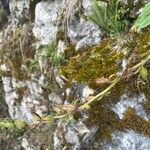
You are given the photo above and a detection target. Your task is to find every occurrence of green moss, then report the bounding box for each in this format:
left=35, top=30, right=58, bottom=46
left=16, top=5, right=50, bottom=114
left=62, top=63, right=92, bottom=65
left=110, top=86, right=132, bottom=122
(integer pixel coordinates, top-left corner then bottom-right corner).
left=59, top=31, right=150, bottom=90
left=60, top=38, right=124, bottom=89
left=85, top=79, right=134, bottom=140
left=120, top=107, right=150, bottom=136
left=143, top=100, right=150, bottom=115
left=136, top=31, right=150, bottom=56
left=63, top=44, right=76, bottom=60
left=88, top=104, right=120, bottom=141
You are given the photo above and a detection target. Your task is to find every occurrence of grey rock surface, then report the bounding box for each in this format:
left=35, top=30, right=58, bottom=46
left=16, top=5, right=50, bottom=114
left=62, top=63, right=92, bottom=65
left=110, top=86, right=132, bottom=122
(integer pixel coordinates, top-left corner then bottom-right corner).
left=0, top=0, right=150, bottom=150
left=33, top=0, right=66, bottom=45
left=102, top=130, right=150, bottom=150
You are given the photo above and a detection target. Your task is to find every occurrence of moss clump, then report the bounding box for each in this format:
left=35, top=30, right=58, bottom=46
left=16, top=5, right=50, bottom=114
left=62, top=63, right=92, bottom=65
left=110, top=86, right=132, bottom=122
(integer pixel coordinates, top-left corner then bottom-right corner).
left=60, top=38, right=124, bottom=89
left=88, top=103, right=120, bottom=141
left=63, top=44, right=76, bottom=60
left=59, top=30, right=150, bottom=91
left=85, top=79, right=132, bottom=140
left=136, top=31, right=150, bottom=57
left=143, top=100, right=150, bottom=115
left=120, top=108, right=150, bottom=136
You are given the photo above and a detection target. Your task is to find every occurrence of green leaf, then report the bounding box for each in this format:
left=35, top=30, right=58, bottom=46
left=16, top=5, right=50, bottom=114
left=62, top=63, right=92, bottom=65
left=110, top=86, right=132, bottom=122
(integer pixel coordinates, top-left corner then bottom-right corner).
left=4, top=121, right=15, bottom=129
left=139, top=66, right=148, bottom=80
left=135, top=2, right=150, bottom=29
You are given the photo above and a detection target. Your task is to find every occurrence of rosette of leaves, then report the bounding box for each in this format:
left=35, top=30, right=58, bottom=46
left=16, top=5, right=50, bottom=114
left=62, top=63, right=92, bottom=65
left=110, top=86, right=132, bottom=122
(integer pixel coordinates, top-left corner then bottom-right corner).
left=89, top=0, right=127, bottom=35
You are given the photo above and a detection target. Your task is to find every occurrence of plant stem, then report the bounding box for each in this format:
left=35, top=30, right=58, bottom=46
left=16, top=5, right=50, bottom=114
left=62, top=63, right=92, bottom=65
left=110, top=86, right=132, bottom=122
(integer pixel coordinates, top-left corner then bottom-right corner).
left=131, top=54, right=150, bottom=71
left=53, top=113, right=71, bottom=119
left=52, top=77, right=121, bottom=119
left=79, top=76, right=121, bottom=110
left=51, top=53, right=150, bottom=119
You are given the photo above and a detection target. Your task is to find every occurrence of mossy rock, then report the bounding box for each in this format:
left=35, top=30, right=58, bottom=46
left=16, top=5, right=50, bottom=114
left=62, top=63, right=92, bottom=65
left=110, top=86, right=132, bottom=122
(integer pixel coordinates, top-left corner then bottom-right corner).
left=60, top=38, right=124, bottom=89
left=59, top=30, right=150, bottom=142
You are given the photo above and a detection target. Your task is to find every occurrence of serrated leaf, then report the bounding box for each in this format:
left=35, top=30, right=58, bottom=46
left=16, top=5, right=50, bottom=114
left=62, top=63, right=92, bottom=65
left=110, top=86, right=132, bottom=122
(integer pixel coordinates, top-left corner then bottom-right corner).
left=139, top=66, right=148, bottom=80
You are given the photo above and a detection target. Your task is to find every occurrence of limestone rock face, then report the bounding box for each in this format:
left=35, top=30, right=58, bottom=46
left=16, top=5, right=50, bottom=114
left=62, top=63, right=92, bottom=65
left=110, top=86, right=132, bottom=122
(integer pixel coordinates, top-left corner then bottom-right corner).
left=0, top=0, right=150, bottom=150
left=33, top=0, right=66, bottom=45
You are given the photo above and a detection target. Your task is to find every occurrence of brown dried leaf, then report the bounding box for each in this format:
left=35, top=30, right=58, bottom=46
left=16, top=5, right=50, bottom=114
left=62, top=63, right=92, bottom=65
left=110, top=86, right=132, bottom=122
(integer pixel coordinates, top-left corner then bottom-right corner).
left=95, top=77, right=109, bottom=84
